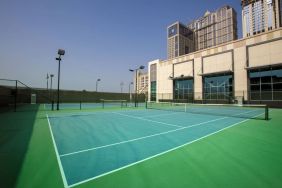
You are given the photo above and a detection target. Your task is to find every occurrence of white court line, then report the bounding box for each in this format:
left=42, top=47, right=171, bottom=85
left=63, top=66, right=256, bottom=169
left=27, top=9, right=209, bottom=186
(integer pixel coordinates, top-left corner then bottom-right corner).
left=112, top=112, right=184, bottom=128
left=142, top=112, right=180, bottom=118
left=47, top=109, right=149, bottom=119
left=68, top=110, right=265, bottom=188
left=47, top=114, right=69, bottom=188
left=60, top=116, right=226, bottom=157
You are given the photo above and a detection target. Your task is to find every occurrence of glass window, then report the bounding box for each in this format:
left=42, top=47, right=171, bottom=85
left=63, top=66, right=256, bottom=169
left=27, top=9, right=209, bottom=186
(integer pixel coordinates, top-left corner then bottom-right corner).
left=272, top=69, right=282, bottom=82
left=249, top=67, right=282, bottom=101
left=267, top=3, right=273, bottom=28
left=261, top=75, right=271, bottom=83
left=250, top=76, right=260, bottom=84
left=203, top=74, right=233, bottom=101
left=173, top=79, right=194, bottom=102
left=251, top=85, right=260, bottom=91
left=150, top=81, right=156, bottom=101
left=273, top=83, right=282, bottom=90
left=261, top=84, right=272, bottom=91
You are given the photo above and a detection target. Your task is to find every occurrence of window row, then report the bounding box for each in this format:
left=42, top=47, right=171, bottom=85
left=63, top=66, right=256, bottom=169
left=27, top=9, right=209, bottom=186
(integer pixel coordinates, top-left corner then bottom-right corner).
left=151, top=68, right=282, bottom=102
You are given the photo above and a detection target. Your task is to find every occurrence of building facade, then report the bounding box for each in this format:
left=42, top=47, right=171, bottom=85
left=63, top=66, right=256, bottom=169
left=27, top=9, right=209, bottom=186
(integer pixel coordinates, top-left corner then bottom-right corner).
left=167, top=22, right=194, bottom=59
left=134, top=71, right=148, bottom=94
left=149, top=28, right=282, bottom=107
left=241, top=0, right=282, bottom=37
left=188, top=6, right=238, bottom=51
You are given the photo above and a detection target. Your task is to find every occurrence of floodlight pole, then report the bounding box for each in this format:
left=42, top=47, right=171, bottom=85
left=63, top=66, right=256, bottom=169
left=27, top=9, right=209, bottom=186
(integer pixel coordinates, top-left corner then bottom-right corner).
left=56, top=49, right=65, bottom=110
left=129, top=65, right=145, bottom=107
left=120, top=82, right=124, bottom=93
left=46, top=73, right=49, bottom=91
left=96, top=79, right=101, bottom=92
left=56, top=56, right=61, bottom=110
left=50, top=74, right=54, bottom=101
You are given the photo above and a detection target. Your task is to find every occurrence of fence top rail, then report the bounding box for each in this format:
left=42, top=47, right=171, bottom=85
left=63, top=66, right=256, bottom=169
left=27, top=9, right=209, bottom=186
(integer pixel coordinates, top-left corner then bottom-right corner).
left=0, top=78, right=17, bottom=82
left=0, top=79, right=32, bottom=90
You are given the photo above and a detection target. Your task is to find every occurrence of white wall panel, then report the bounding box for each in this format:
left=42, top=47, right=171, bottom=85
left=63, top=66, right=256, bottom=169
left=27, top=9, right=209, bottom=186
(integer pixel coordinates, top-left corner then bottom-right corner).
left=174, top=61, right=193, bottom=77
left=203, top=52, right=233, bottom=74
left=249, top=39, right=282, bottom=67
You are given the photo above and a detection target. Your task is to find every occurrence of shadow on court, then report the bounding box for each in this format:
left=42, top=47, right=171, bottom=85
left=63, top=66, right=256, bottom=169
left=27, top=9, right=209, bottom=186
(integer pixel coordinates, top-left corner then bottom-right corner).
left=0, top=104, right=39, bottom=188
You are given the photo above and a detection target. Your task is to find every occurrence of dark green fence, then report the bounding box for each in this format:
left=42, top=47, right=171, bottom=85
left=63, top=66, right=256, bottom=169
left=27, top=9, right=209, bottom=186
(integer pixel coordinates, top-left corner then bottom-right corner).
left=0, top=78, right=146, bottom=112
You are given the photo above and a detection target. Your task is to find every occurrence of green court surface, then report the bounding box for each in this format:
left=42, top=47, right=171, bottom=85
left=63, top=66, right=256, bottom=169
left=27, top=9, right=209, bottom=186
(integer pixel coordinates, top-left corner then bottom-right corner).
left=1, top=105, right=282, bottom=188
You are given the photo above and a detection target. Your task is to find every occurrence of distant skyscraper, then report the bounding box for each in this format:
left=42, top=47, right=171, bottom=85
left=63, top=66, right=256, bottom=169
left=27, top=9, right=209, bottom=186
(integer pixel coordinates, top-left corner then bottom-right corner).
left=167, top=22, right=194, bottom=59
left=188, top=6, right=238, bottom=51
left=241, top=0, right=282, bottom=38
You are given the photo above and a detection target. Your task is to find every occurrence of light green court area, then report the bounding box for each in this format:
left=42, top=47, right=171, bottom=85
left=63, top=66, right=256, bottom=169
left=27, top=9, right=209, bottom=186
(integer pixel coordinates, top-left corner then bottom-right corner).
left=0, top=105, right=282, bottom=188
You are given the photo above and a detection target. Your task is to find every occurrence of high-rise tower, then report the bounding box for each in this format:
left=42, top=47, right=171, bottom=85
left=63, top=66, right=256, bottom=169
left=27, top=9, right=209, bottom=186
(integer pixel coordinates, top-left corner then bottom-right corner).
left=188, top=6, right=238, bottom=51
left=167, top=22, right=194, bottom=59
left=241, top=0, right=282, bottom=37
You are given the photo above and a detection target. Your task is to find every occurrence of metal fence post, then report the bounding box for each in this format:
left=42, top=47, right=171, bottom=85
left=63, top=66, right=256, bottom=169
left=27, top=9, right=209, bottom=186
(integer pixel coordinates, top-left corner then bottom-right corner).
left=14, top=80, right=18, bottom=112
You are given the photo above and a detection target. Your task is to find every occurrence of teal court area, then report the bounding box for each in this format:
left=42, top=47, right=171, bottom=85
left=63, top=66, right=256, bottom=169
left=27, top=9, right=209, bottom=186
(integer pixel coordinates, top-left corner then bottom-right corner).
left=47, top=106, right=266, bottom=187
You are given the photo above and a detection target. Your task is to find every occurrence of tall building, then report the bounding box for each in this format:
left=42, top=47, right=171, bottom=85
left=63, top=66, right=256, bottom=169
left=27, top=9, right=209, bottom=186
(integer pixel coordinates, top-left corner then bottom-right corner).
left=167, top=6, right=238, bottom=59
left=167, top=22, right=194, bottom=59
left=241, top=0, right=282, bottom=38
left=188, top=6, right=238, bottom=51
left=280, top=0, right=282, bottom=26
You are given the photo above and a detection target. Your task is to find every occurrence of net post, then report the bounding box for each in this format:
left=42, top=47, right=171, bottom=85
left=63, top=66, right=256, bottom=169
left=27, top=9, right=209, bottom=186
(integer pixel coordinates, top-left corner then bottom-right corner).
left=80, top=101, right=82, bottom=110
left=145, top=101, right=148, bottom=109
left=102, top=99, right=104, bottom=109
left=265, top=105, right=269, bottom=120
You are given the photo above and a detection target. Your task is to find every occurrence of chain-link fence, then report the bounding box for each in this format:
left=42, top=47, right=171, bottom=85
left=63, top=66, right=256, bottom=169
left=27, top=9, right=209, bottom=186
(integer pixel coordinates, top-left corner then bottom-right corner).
left=0, top=79, right=147, bottom=112
left=0, top=79, right=51, bottom=112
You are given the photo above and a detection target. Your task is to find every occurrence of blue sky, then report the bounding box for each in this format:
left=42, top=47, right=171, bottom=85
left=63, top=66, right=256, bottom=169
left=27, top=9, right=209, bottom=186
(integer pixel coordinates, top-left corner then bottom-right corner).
left=0, top=0, right=242, bottom=92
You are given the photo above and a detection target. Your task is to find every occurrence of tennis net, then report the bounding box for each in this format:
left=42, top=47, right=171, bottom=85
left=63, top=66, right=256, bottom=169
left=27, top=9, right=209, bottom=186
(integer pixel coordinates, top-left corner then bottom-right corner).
left=100, top=99, right=128, bottom=108
left=146, top=102, right=269, bottom=120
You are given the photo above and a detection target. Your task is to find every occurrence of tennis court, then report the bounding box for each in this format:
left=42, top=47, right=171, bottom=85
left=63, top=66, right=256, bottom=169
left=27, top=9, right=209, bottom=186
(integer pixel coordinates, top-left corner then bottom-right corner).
left=46, top=102, right=268, bottom=187
left=1, top=102, right=282, bottom=188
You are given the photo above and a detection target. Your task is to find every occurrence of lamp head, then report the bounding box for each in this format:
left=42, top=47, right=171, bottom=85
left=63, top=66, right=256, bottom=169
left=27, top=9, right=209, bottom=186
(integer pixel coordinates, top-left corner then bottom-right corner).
left=50, top=74, right=54, bottom=77
left=97, top=79, right=101, bottom=81
left=139, top=65, right=145, bottom=70
left=129, top=69, right=134, bottom=72
left=56, top=57, right=61, bottom=61
left=58, top=49, right=65, bottom=55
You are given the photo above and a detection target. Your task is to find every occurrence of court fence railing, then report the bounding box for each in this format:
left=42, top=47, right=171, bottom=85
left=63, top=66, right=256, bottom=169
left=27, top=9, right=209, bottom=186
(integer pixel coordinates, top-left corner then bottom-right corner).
left=0, top=78, right=147, bottom=112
